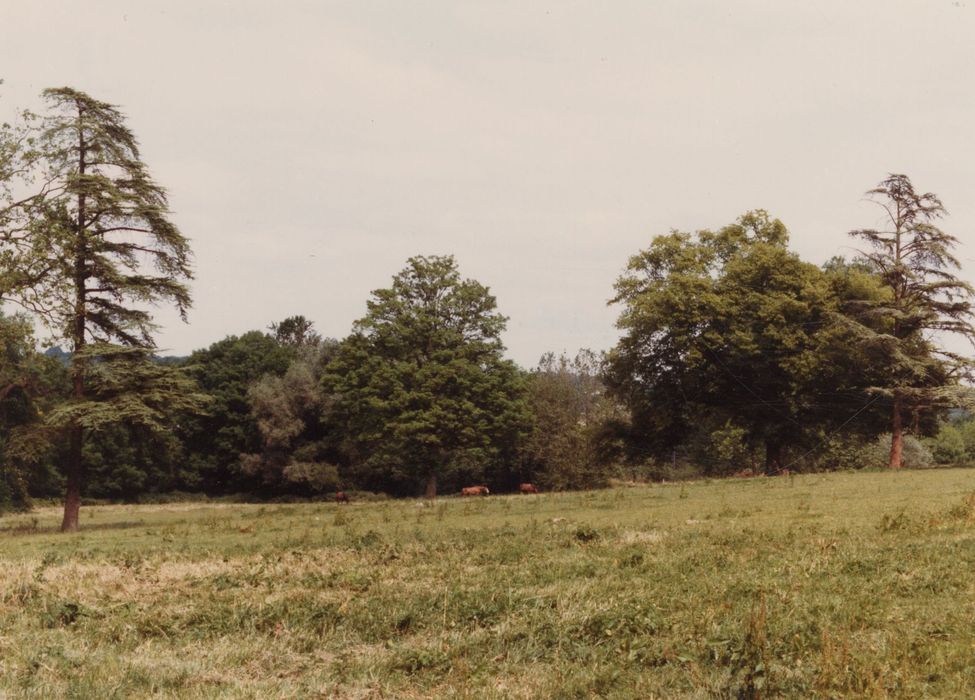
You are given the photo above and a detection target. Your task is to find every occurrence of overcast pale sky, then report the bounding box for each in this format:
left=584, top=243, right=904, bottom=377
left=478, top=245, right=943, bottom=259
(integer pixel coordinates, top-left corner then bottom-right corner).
left=2, top=1, right=974, bottom=366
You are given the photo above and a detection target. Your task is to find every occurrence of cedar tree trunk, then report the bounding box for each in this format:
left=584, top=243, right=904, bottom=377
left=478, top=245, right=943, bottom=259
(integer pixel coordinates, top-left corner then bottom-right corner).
left=61, top=109, right=87, bottom=533
left=889, top=397, right=903, bottom=470
left=60, top=427, right=83, bottom=532
left=764, top=440, right=784, bottom=476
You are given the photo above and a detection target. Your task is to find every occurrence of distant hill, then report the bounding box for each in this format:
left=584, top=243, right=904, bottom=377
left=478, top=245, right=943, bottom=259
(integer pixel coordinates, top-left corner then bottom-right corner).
left=44, top=347, right=71, bottom=365
left=154, top=354, right=189, bottom=366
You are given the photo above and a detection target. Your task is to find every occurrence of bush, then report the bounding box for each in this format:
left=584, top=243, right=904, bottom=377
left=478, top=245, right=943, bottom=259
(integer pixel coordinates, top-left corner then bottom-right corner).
left=861, top=434, right=934, bottom=469
left=709, top=422, right=755, bottom=473
left=928, top=423, right=969, bottom=464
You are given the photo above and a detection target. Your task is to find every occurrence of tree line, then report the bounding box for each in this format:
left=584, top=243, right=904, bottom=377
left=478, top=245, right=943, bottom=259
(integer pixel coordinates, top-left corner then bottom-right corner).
left=1, top=88, right=973, bottom=530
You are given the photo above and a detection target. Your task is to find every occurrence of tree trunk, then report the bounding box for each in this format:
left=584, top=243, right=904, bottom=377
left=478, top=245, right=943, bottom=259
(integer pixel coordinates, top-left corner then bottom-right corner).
left=60, top=426, right=83, bottom=532
left=764, top=440, right=784, bottom=475
left=425, top=471, right=437, bottom=499
left=62, top=103, right=88, bottom=533
left=889, top=397, right=903, bottom=470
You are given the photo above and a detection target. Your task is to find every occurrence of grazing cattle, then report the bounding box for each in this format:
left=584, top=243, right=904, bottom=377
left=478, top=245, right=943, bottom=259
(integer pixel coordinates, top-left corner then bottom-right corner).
left=461, top=485, right=490, bottom=496
left=335, top=491, right=350, bottom=503
left=519, top=483, right=538, bottom=494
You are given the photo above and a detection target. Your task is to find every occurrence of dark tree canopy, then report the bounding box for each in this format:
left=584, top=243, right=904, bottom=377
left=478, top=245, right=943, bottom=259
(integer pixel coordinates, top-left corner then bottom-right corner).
left=325, top=255, right=529, bottom=497
left=177, top=331, right=295, bottom=494
left=0, top=312, right=56, bottom=511
left=607, top=211, right=879, bottom=473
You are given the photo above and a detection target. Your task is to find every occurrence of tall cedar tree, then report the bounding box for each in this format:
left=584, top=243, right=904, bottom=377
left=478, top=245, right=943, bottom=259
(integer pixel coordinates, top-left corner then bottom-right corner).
left=847, top=174, right=975, bottom=468
left=324, top=255, right=529, bottom=497
left=1, top=88, right=198, bottom=530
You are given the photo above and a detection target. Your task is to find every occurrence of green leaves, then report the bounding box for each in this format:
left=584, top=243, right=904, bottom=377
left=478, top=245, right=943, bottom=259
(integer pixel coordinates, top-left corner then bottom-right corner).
left=241, top=339, right=341, bottom=493
left=43, top=344, right=210, bottom=433
left=607, top=212, right=877, bottom=472
left=325, top=255, right=529, bottom=495
left=524, top=350, right=622, bottom=490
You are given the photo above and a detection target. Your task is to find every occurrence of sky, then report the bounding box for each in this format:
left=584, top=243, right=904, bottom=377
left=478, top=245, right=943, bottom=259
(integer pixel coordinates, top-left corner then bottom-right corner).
left=2, top=1, right=974, bottom=367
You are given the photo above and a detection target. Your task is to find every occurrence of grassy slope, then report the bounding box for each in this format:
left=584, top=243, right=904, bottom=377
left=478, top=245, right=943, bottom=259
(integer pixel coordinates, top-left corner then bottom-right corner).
left=2, top=469, right=975, bottom=698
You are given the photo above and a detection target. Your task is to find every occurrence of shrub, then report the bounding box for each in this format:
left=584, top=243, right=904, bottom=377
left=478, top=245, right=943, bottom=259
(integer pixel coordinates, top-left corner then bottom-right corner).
left=811, top=433, right=933, bottom=471
left=927, top=423, right=968, bottom=464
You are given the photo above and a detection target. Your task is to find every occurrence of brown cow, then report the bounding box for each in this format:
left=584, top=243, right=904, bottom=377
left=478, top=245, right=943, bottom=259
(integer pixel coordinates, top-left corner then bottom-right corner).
left=335, top=491, right=350, bottom=503
left=519, top=483, right=538, bottom=494
left=461, top=485, right=490, bottom=496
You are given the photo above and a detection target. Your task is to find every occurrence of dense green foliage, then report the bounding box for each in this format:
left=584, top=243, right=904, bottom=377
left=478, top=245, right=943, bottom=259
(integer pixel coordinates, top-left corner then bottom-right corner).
left=1, top=90, right=972, bottom=510
left=522, top=350, right=624, bottom=490
left=0, top=313, right=60, bottom=510
left=241, top=339, right=342, bottom=495
left=176, top=331, right=295, bottom=494
left=607, top=211, right=889, bottom=474
left=324, top=256, right=530, bottom=497
left=927, top=413, right=975, bottom=465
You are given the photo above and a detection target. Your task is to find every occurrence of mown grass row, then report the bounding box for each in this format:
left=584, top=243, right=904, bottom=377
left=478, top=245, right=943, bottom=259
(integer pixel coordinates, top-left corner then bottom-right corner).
left=2, top=470, right=975, bottom=697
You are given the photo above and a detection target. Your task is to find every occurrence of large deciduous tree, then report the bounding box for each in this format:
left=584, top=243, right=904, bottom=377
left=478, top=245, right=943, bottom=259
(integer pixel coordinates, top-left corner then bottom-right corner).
left=846, top=174, right=975, bottom=469
left=606, top=211, right=877, bottom=474
left=324, top=255, right=529, bottom=497
left=0, top=88, right=202, bottom=530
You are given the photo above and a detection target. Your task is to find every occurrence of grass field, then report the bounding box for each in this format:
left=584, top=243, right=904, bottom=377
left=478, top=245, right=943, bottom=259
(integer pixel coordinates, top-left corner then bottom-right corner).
left=2, top=469, right=975, bottom=698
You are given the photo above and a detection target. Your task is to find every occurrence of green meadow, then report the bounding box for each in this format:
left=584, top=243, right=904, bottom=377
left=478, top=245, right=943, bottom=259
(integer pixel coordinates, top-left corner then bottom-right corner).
left=2, top=469, right=975, bottom=698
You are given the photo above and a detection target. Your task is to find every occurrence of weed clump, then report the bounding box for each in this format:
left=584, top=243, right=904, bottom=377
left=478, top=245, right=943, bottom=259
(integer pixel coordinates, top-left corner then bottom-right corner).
left=721, top=596, right=772, bottom=699
left=878, top=509, right=912, bottom=533
left=573, top=524, right=600, bottom=543
left=353, top=529, right=383, bottom=550
left=389, top=646, right=451, bottom=676
left=41, top=599, right=87, bottom=628
left=942, top=491, right=975, bottom=523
